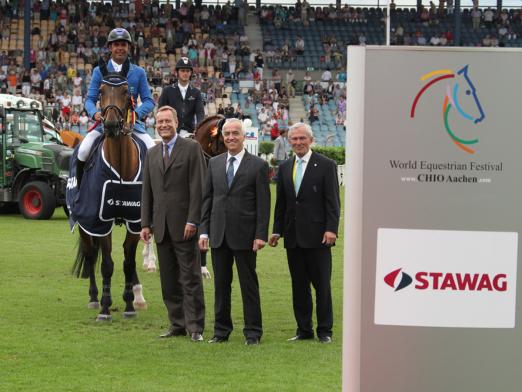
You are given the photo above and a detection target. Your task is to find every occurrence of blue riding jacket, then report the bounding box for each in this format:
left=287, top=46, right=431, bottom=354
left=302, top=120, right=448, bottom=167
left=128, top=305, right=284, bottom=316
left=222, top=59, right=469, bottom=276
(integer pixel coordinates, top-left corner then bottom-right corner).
left=85, top=60, right=154, bottom=134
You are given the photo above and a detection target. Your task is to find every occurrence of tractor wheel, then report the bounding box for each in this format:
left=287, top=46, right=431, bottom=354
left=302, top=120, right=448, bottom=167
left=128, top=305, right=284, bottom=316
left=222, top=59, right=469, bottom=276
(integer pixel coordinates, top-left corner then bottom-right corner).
left=18, top=181, right=56, bottom=220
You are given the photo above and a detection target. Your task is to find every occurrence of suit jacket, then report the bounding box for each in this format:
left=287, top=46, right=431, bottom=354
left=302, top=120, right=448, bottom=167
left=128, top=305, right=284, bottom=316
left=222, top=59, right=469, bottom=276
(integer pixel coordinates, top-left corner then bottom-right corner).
left=273, top=151, right=340, bottom=249
left=200, top=150, right=270, bottom=250
left=273, top=135, right=288, bottom=161
left=158, top=83, right=205, bottom=133
left=141, top=136, right=206, bottom=243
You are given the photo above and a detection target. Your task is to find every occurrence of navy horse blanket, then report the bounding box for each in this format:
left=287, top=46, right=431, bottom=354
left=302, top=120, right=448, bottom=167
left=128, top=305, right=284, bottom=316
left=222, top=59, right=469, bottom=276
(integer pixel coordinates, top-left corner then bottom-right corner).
left=66, top=135, right=146, bottom=236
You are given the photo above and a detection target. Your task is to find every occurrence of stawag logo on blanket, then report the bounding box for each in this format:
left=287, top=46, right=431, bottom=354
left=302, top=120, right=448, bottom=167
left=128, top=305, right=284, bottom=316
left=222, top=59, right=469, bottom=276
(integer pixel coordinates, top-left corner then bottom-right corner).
left=375, top=228, right=518, bottom=328
left=410, top=65, right=486, bottom=154
left=106, top=198, right=141, bottom=207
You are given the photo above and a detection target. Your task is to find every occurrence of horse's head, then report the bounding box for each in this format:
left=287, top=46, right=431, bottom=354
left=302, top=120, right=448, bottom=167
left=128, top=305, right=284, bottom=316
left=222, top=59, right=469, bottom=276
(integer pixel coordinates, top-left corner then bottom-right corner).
left=98, top=58, right=132, bottom=137
left=194, top=114, right=227, bottom=158
left=453, top=65, right=486, bottom=124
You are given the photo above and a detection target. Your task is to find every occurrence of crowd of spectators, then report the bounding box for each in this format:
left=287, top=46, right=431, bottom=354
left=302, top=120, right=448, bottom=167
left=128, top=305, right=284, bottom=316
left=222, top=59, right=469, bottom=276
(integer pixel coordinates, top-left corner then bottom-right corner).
left=303, top=69, right=346, bottom=130
left=390, top=2, right=521, bottom=47
left=0, top=0, right=521, bottom=141
left=259, top=0, right=522, bottom=65
left=0, top=0, right=259, bottom=135
left=254, top=68, right=292, bottom=140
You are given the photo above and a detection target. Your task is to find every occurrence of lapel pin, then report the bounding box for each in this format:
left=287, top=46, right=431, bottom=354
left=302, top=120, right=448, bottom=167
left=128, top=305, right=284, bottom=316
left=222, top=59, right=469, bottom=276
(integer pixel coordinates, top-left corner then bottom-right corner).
left=314, top=163, right=318, bottom=167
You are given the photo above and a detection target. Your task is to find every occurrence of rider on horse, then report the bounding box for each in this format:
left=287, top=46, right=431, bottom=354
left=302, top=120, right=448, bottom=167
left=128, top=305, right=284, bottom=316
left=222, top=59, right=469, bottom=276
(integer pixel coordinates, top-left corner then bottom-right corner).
left=158, top=57, right=205, bottom=138
left=76, top=27, right=156, bottom=184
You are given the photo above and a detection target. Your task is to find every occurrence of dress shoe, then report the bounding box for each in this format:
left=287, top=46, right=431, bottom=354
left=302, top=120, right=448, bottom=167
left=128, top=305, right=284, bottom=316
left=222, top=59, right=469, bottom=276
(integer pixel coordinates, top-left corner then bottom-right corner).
left=159, top=328, right=187, bottom=338
left=208, top=336, right=229, bottom=343
left=191, top=332, right=204, bottom=342
left=319, top=336, right=332, bottom=344
left=245, top=337, right=260, bottom=346
left=287, top=335, right=314, bottom=341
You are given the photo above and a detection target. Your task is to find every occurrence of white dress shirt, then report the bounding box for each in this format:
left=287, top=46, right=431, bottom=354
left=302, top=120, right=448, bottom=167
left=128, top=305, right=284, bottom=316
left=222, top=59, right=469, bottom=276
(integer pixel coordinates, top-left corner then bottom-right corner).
left=226, top=148, right=246, bottom=177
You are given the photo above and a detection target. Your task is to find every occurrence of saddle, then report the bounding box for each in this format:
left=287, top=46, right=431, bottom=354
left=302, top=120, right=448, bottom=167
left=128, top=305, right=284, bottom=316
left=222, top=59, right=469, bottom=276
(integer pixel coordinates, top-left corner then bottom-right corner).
left=66, top=135, right=147, bottom=236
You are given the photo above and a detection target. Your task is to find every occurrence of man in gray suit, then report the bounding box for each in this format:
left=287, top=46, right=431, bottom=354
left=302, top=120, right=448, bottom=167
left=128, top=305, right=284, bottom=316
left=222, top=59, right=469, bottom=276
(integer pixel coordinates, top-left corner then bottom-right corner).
left=272, top=127, right=288, bottom=181
left=199, top=118, right=270, bottom=346
left=140, top=105, right=206, bottom=342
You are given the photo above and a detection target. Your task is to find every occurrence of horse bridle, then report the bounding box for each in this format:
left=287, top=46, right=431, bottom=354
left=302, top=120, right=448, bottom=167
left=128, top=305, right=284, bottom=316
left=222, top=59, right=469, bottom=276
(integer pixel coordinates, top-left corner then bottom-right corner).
left=98, top=58, right=134, bottom=136
left=100, top=98, right=133, bottom=135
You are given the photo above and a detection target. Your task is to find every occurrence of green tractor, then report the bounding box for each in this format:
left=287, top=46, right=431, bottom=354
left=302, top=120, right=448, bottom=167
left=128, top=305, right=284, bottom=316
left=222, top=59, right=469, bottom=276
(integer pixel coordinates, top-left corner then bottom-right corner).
left=0, top=94, right=72, bottom=219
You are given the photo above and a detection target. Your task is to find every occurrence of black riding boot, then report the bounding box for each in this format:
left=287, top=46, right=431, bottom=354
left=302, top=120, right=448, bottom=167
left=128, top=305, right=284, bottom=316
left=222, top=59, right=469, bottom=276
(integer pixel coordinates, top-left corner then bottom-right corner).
left=76, top=160, right=85, bottom=188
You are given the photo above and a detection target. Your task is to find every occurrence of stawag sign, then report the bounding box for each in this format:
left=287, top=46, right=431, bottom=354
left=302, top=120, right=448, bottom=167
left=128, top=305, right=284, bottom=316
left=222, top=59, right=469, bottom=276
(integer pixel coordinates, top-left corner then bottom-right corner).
left=374, top=228, right=518, bottom=328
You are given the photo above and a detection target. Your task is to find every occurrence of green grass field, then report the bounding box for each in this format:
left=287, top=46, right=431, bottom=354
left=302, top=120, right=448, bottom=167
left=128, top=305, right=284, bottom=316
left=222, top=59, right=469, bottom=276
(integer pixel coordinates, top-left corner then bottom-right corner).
left=0, top=185, right=344, bottom=391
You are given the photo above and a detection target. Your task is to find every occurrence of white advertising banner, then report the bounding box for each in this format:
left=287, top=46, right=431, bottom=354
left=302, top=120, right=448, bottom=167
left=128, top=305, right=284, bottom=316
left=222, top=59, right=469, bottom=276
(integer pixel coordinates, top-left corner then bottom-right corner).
left=244, top=127, right=258, bottom=156
left=375, top=228, right=518, bottom=328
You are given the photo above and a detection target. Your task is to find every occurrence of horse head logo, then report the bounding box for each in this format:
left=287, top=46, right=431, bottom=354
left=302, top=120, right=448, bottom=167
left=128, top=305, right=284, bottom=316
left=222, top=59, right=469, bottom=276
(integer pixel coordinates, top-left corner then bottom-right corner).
left=410, top=65, right=486, bottom=154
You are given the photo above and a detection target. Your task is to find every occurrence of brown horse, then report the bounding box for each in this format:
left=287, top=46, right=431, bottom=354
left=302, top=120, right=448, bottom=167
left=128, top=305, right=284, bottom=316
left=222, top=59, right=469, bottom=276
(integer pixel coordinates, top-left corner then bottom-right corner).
left=72, top=59, right=146, bottom=321
left=193, top=114, right=227, bottom=160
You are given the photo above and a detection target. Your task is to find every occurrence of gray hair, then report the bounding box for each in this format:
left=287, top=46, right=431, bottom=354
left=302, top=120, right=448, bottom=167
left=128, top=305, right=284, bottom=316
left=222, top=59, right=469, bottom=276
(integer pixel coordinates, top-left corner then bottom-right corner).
left=222, top=118, right=245, bottom=135
left=288, top=122, right=314, bottom=139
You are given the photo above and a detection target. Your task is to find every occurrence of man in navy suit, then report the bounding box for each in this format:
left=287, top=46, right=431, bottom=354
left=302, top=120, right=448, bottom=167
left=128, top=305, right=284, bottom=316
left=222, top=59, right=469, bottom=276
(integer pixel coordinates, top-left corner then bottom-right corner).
left=269, top=122, right=340, bottom=344
left=199, top=118, right=270, bottom=346
left=158, top=57, right=205, bottom=138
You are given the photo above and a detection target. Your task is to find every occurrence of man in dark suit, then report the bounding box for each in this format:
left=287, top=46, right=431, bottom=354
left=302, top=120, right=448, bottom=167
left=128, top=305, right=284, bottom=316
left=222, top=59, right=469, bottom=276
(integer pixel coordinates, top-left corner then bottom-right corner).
left=269, top=122, right=340, bottom=344
left=199, top=118, right=270, bottom=346
left=140, top=105, right=207, bottom=342
left=158, top=57, right=205, bottom=138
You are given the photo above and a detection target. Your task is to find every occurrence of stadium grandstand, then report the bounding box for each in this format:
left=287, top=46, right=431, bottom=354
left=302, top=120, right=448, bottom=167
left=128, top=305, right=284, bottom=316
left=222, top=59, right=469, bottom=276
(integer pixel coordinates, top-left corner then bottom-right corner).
left=0, top=0, right=520, bottom=147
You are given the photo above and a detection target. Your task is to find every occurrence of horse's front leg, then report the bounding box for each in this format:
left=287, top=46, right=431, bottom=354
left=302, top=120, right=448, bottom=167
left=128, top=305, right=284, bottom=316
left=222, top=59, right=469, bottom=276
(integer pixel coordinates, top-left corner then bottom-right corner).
left=97, top=235, right=114, bottom=322
left=123, top=232, right=141, bottom=317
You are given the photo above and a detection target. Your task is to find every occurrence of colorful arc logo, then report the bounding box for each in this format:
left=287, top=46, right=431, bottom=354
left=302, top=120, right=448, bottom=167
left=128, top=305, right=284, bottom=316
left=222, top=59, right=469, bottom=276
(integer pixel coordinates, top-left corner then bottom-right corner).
left=410, top=66, right=486, bottom=154
left=384, top=268, right=413, bottom=291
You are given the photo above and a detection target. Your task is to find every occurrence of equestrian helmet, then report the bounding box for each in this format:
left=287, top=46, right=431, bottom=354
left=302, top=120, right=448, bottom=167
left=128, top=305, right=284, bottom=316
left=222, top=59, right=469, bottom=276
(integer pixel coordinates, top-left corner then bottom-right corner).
left=107, top=28, right=133, bottom=45
left=176, top=57, right=193, bottom=72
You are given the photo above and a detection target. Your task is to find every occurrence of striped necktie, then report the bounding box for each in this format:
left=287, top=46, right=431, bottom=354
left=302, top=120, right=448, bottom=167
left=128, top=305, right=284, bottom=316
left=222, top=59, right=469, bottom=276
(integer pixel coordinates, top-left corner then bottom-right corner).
left=227, top=156, right=236, bottom=188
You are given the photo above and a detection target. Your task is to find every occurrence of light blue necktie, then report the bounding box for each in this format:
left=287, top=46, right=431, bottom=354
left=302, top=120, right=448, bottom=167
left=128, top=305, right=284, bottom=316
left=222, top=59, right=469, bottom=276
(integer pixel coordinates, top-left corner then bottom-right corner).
left=295, top=158, right=303, bottom=194
left=227, top=156, right=236, bottom=188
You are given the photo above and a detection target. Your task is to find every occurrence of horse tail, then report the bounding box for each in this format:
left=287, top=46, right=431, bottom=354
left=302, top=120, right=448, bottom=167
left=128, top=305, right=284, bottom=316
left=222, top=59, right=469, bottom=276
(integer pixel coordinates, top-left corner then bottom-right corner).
left=71, top=236, right=100, bottom=279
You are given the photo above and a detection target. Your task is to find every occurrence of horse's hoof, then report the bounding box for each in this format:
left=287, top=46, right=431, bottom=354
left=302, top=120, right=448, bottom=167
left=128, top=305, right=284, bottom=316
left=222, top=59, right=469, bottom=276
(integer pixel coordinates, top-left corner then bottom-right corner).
left=123, top=311, right=138, bottom=319
left=133, top=301, right=148, bottom=310
left=96, top=314, right=113, bottom=322
left=87, top=302, right=100, bottom=309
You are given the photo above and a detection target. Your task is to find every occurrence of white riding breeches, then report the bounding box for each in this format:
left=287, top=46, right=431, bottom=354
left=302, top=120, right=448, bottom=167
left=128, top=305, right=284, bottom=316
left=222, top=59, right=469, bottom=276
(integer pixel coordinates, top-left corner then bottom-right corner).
left=77, top=131, right=156, bottom=162
left=78, top=131, right=101, bottom=161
